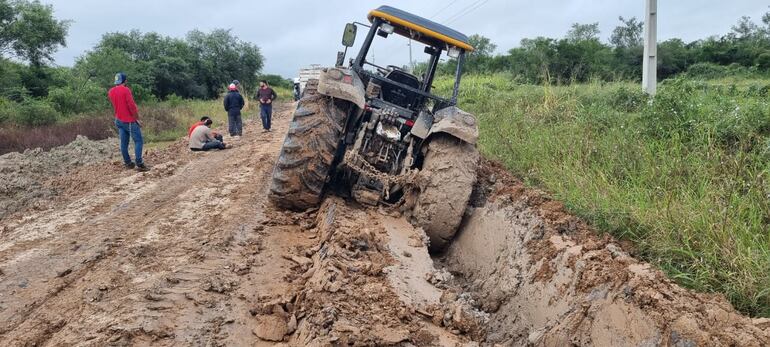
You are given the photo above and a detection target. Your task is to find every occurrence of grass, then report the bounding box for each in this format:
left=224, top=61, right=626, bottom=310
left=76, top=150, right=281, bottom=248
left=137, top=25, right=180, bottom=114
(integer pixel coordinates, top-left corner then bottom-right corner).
left=435, top=74, right=770, bottom=317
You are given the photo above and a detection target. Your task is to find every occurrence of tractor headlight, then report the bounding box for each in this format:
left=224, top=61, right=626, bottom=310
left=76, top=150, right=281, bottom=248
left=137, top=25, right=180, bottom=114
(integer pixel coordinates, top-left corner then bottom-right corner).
left=381, top=23, right=395, bottom=34
left=448, top=46, right=461, bottom=58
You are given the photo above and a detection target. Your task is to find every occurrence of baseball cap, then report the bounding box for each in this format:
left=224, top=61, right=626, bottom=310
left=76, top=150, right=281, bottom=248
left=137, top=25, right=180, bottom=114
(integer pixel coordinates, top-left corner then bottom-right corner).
left=114, top=72, right=127, bottom=85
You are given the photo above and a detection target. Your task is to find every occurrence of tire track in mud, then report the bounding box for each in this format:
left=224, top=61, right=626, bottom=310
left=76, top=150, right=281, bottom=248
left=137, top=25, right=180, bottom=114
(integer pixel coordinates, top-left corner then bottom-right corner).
left=0, top=106, right=313, bottom=345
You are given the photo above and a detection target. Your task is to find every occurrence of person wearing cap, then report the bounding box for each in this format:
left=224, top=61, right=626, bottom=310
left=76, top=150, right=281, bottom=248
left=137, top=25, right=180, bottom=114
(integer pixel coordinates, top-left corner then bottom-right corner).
left=189, top=116, right=230, bottom=151
left=256, top=80, right=277, bottom=132
left=108, top=72, right=148, bottom=172
left=223, top=83, right=245, bottom=137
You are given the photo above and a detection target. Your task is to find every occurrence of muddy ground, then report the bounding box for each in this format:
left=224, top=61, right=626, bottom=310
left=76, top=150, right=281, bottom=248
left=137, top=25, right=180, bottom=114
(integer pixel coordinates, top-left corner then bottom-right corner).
left=0, top=103, right=768, bottom=346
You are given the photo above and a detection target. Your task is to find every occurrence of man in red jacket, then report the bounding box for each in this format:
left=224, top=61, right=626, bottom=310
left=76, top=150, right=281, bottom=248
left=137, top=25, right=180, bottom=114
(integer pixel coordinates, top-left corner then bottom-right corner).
left=108, top=72, right=148, bottom=172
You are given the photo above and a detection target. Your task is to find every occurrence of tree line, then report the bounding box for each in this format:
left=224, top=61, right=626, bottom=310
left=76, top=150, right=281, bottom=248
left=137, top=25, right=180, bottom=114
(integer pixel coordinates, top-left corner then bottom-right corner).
left=0, top=0, right=265, bottom=126
left=435, top=11, right=770, bottom=84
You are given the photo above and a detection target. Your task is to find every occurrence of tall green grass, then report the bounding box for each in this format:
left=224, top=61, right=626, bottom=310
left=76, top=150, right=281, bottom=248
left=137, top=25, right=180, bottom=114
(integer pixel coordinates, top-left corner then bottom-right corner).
left=436, top=74, right=770, bottom=317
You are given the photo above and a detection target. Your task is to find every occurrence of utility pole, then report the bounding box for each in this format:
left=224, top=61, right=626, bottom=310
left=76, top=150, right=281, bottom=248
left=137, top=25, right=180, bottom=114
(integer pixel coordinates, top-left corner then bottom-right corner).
left=642, top=0, right=657, bottom=95
left=408, top=38, right=414, bottom=73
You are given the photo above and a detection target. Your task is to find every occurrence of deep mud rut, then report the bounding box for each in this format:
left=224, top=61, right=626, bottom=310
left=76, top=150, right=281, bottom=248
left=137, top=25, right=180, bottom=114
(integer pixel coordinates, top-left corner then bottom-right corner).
left=0, top=103, right=768, bottom=346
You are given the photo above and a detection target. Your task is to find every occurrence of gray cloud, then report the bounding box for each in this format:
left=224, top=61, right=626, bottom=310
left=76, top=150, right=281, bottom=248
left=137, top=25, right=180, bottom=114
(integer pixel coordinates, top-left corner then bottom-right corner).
left=46, top=0, right=769, bottom=78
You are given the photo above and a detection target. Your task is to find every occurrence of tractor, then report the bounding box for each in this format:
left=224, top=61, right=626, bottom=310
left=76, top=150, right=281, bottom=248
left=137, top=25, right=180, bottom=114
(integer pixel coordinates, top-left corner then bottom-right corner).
left=268, top=5, right=480, bottom=252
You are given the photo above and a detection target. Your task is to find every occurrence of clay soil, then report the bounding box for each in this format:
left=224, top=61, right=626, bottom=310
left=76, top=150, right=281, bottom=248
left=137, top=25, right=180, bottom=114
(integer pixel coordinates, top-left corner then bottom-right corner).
left=0, top=103, right=768, bottom=346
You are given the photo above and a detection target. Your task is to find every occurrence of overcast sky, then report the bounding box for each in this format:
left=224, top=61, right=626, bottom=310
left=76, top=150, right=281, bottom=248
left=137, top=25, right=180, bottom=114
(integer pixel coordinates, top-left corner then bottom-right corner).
left=46, top=0, right=769, bottom=78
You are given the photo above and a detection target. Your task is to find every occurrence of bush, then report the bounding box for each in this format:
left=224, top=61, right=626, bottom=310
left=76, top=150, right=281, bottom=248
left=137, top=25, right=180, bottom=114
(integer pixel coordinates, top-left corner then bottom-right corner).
left=139, top=104, right=182, bottom=135
left=165, top=93, right=184, bottom=107
left=609, top=85, right=648, bottom=112
left=47, top=83, right=110, bottom=116
left=686, top=62, right=729, bottom=79
left=756, top=52, right=770, bottom=71
left=11, top=99, right=61, bottom=126
left=639, top=78, right=701, bottom=139
left=0, top=98, right=19, bottom=124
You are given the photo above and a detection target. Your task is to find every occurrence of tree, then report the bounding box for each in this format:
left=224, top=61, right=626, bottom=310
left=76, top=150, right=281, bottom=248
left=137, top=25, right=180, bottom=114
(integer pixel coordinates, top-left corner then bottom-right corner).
left=566, top=23, right=600, bottom=43
left=464, top=34, right=497, bottom=73
left=658, top=39, right=690, bottom=79
left=467, top=34, right=496, bottom=57
left=187, top=29, right=263, bottom=98
left=0, top=0, right=17, bottom=56
left=77, top=29, right=264, bottom=100
left=0, top=0, right=69, bottom=66
left=731, top=16, right=759, bottom=40
left=610, top=16, right=643, bottom=48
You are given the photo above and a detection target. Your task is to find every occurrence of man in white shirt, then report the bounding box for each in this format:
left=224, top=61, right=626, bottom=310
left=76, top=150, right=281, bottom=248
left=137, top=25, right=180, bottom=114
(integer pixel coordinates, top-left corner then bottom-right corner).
left=189, top=117, right=230, bottom=151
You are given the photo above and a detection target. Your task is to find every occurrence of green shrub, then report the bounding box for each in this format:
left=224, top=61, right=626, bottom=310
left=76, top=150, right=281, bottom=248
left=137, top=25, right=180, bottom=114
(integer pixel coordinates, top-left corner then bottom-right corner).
left=757, top=52, right=770, bottom=71
left=165, top=93, right=184, bottom=107
left=686, top=62, right=728, bottom=79
left=12, top=99, right=61, bottom=126
left=0, top=98, right=19, bottom=124
left=47, top=83, right=110, bottom=116
left=609, top=85, right=648, bottom=112
left=639, top=78, right=701, bottom=139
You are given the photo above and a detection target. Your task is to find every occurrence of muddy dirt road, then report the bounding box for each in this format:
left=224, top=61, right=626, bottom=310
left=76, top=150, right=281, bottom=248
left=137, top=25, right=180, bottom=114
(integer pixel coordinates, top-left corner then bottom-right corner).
left=0, top=103, right=769, bottom=346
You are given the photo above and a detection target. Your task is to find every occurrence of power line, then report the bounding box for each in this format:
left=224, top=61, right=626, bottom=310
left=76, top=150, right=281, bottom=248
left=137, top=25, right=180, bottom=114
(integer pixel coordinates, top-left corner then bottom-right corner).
left=430, top=0, right=461, bottom=19
left=446, top=0, right=490, bottom=25
left=442, top=0, right=485, bottom=24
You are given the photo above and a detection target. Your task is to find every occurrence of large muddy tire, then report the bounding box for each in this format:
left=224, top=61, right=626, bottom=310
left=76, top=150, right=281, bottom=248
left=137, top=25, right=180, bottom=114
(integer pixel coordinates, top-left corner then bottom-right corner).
left=268, top=95, right=346, bottom=210
left=302, top=78, right=319, bottom=98
left=413, top=135, right=479, bottom=252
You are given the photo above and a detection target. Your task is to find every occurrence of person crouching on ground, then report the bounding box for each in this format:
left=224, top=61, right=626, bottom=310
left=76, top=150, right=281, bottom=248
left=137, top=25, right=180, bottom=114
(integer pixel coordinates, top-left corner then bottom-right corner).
left=224, top=83, right=245, bottom=137
left=189, top=117, right=230, bottom=151
left=257, top=80, right=277, bottom=132
left=108, top=72, right=149, bottom=172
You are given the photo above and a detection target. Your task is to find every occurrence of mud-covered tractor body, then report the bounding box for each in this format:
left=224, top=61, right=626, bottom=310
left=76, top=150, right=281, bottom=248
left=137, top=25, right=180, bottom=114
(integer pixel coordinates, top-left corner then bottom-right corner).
left=270, top=6, right=480, bottom=251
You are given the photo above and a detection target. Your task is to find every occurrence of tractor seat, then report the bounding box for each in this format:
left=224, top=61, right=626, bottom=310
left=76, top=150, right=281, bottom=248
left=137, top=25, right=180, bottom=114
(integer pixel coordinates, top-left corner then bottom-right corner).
left=381, top=70, right=421, bottom=108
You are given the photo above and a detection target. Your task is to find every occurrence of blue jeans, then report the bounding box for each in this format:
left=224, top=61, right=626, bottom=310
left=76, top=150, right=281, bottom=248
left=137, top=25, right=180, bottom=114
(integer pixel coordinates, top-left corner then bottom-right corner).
left=260, top=103, right=272, bottom=130
left=228, top=111, right=242, bottom=136
left=201, top=134, right=225, bottom=151
left=114, top=119, right=144, bottom=165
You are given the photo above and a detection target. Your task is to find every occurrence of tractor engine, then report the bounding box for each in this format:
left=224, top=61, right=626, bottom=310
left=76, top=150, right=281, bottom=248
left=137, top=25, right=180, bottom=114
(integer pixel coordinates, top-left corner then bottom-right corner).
left=347, top=99, right=420, bottom=204
left=360, top=109, right=410, bottom=174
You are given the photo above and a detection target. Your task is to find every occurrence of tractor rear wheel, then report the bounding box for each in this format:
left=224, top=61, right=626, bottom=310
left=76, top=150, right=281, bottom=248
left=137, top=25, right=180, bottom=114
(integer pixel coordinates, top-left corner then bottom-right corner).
left=413, top=134, right=479, bottom=252
left=268, top=94, right=347, bottom=210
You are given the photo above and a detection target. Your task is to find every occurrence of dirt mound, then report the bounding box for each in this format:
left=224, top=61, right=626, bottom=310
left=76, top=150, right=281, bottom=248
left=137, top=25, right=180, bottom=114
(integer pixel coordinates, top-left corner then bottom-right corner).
left=441, top=160, right=770, bottom=346
left=0, top=135, right=118, bottom=220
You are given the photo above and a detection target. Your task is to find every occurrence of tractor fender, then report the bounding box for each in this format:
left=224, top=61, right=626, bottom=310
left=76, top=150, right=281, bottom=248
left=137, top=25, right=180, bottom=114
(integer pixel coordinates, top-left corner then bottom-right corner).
left=427, top=106, right=479, bottom=145
left=317, top=67, right=366, bottom=110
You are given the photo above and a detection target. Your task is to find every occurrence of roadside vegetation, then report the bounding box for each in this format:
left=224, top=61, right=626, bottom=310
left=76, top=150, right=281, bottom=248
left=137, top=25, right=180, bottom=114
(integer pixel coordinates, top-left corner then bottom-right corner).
left=0, top=0, right=294, bottom=154
left=436, top=73, right=770, bottom=317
